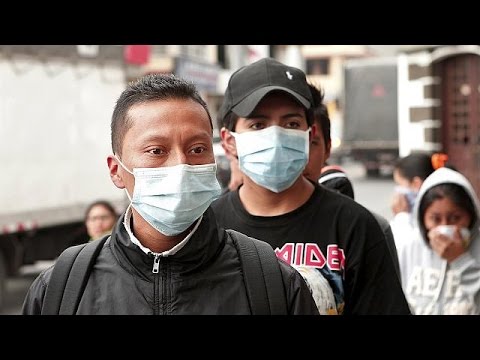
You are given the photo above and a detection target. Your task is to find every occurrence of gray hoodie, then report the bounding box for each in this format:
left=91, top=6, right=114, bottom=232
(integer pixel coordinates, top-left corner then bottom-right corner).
left=398, top=167, right=480, bottom=315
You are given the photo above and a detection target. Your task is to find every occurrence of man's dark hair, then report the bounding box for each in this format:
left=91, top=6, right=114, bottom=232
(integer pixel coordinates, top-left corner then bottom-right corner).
left=308, top=83, right=330, bottom=148
left=111, top=74, right=213, bottom=157
left=222, top=111, right=240, bottom=132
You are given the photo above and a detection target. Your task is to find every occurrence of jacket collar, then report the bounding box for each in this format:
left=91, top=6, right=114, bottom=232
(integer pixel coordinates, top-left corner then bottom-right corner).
left=110, top=207, right=225, bottom=276
left=122, top=204, right=200, bottom=256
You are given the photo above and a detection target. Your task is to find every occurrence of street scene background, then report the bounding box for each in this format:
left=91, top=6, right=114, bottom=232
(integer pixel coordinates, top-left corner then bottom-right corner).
left=1, top=45, right=478, bottom=315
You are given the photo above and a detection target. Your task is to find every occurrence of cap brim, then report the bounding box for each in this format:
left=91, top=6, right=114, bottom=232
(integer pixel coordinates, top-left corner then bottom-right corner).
left=231, top=86, right=311, bottom=117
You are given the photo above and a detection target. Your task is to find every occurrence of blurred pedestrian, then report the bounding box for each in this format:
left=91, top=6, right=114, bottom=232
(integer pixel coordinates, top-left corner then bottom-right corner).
left=84, top=200, right=118, bottom=242
left=398, top=167, right=480, bottom=314
left=390, top=153, right=436, bottom=251
left=212, top=57, right=409, bottom=315
left=22, top=73, right=318, bottom=315
left=391, top=153, right=436, bottom=216
left=304, top=83, right=400, bottom=281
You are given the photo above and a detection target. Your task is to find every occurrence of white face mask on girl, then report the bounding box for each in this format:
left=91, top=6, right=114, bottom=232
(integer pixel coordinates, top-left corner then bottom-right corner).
left=434, top=224, right=471, bottom=248
left=115, top=156, right=222, bottom=236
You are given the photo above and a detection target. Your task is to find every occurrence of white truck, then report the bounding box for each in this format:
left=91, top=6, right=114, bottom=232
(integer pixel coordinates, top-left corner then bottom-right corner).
left=341, top=57, right=399, bottom=177
left=0, top=46, right=130, bottom=308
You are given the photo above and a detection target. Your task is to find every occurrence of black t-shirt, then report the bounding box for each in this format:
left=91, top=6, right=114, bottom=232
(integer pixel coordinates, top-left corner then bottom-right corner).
left=211, top=184, right=410, bottom=315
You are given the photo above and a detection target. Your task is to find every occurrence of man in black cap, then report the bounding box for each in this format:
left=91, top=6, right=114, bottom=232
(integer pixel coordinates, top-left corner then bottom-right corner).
left=211, top=58, right=410, bottom=315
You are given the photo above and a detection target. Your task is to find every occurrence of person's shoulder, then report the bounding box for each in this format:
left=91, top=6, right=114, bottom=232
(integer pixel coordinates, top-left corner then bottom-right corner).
left=327, top=193, right=382, bottom=227
left=34, top=263, right=54, bottom=287
left=372, top=211, right=390, bottom=229
left=277, top=257, right=298, bottom=277
left=321, top=164, right=347, bottom=175
left=320, top=185, right=362, bottom=209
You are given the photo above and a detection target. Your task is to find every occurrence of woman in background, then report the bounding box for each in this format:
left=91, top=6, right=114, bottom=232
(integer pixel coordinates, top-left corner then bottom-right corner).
left=84, top=200, right=118, bottom=241
left=390, top=153, right=437, bottom=251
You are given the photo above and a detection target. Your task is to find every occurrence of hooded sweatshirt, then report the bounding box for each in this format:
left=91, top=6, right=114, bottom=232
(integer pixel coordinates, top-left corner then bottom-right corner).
left=398, top=167, right=480, bottom=315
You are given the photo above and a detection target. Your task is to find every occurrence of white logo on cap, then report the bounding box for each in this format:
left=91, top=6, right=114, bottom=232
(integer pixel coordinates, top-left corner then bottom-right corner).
left=286, top=71, right=293, bottom=80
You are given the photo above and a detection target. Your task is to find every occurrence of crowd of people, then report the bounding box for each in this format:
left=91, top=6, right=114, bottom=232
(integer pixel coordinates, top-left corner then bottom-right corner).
left=20, top=57, right=480, bottom=315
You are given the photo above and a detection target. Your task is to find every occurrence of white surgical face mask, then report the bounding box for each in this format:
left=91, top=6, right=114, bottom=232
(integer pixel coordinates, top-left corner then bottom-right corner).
left=395, top=185, right=418, bottom=212
left=434, top=224, right=471, bottom=247
left=116, top=156, right=222, bottom=236
left=231, top=126, right=310, bottom=193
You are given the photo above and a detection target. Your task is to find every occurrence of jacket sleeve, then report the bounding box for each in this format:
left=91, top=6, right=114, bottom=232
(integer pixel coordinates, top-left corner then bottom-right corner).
left=21, top=267, right=52, bottom=315
left=278, top=260, right=320, bottom=315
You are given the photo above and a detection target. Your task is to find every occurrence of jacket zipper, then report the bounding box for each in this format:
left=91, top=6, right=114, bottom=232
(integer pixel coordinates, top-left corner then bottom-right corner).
left=152, top=254, right=161, bottom=273
left=152, top=253, right=161, bottom=315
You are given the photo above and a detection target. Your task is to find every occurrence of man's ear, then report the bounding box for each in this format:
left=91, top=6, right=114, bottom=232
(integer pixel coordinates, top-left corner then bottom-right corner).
left=325, top=139, right=332, bottom=161
left=220, top=127, right=237, bottom=159
left=310, top=123, right=318, bottom=141
left=107, top=155, right=126, bottom=189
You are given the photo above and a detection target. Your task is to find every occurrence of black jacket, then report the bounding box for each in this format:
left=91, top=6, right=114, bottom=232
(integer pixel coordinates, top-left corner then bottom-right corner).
left=22, top=208, right=319, bottom=315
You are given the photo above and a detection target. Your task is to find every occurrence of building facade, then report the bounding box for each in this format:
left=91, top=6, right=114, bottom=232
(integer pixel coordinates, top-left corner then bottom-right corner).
left=397, top=45, right=480, bottom=196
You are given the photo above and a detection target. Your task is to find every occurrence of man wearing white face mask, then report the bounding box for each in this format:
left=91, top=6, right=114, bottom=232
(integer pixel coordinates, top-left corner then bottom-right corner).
left=22, top=74, right=319, bottom=315
left=212, top=58, right=410, bottom=315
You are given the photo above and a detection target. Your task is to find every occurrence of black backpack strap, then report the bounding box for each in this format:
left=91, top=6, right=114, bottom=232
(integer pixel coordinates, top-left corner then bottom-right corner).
left=41, top=244, right=85, bottom=315
left=41, top=236, right=108, bottom=315
left=227, top=229, right=288, bottom=315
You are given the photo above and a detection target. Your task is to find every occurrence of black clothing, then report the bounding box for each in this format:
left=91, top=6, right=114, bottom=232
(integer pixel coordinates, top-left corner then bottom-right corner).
left=211, top=184, right=411, bottom=315
left=22, top=208, right=318, bottom=315
left=319, top=167, right=355, bottom=199
left=319, top=166, right=401, bottom=281
left=372, top=212, right=401, bottom=281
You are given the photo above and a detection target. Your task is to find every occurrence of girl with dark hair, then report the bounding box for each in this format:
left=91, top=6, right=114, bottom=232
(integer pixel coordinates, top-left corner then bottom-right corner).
left=390, top=153, right=437, bottom=251
left=391, top=153, right=435, bottom=215
left=398, top=167, right=480, bottom=314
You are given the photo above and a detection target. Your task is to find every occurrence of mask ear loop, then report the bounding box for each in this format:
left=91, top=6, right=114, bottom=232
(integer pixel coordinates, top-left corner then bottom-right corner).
left=114, top=154, right=134, bottom=175
left=114, top=154, right=134, bottom=201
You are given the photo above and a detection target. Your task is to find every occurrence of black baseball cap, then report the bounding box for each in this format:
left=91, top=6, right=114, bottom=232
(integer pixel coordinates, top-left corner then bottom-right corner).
left=218, top=58, right=313, bottom=124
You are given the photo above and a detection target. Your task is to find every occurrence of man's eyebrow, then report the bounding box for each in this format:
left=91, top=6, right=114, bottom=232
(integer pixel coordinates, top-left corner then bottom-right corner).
left=136, top=133, right=170, bottom=143
left=186, top=133, right=213, bottom=143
